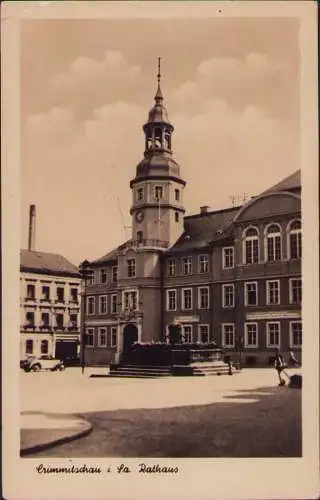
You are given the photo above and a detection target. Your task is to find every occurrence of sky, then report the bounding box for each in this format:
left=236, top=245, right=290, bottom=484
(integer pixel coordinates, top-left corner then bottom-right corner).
left=20, top=16, right=300, bottom=265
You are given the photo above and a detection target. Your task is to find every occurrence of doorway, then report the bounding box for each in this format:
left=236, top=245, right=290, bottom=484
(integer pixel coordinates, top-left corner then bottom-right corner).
left=122, top=323, right=138, bottom=356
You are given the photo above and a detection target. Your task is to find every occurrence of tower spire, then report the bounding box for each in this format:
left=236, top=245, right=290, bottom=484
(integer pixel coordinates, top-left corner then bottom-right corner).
left=155, top=56, right=163, bottom=102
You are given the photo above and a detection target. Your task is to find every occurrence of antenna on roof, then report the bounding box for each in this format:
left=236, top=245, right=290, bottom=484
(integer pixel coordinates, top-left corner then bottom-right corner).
left=230, top=196, right=236, bottom=208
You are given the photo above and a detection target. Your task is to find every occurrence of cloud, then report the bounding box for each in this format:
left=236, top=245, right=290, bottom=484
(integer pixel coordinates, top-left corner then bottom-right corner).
left=49, top=50, right=141, bottom=117
left=174, top=53, right=295, bottom=119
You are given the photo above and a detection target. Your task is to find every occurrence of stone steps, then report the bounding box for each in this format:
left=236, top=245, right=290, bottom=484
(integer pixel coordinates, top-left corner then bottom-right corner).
left=109, top=362, right=237, bottom=378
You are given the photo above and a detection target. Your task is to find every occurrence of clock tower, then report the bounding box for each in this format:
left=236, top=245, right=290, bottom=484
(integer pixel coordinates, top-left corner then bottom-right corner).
left=130, top=58, right=186, bottom=248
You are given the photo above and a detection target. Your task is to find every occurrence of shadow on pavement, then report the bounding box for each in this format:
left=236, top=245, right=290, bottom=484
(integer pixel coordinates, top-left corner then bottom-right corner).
left=25, top=384, right=301, bottom=459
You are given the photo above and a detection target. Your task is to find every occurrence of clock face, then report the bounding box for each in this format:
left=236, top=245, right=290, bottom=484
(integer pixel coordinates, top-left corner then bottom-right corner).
left=135, top=211, right=144, bottom=223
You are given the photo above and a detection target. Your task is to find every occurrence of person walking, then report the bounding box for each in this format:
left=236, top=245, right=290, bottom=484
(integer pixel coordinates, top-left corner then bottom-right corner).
left=274, top=349, right=286, bottom=386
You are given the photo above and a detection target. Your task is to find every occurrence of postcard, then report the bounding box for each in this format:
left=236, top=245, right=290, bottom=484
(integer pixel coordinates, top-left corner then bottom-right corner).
left=2, top=1, right=319, bottom=499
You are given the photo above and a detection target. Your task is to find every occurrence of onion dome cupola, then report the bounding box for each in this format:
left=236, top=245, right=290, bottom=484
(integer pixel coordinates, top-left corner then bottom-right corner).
left=131, top=58, right=185, bottom=185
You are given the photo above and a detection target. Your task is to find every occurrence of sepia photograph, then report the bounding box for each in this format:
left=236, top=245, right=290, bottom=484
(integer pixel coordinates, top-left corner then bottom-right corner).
left=2, top=1, right=319, bottom=500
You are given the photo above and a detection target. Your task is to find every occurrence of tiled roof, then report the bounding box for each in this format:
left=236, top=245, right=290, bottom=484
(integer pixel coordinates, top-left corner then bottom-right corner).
left=20, top=249, right=80, bottom=277
left=91, top=240, right=131, bottom=265
left=261, top=170, right=301, bottom=195
left=167, top=206, right=240, bottom=253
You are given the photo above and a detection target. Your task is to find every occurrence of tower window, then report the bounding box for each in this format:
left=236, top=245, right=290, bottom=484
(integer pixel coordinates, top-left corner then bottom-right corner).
left=127, top=258, right=136, bottom=278
left=164, top=130, right=171, bottom=150
left=154, top=128, right=162, bottom=148
left=137, top=188, right=144, bottom=201
left=154, top=186, right=163, bottom=200
left=137, top=231, right=143, bottom=243
left=175, top=212, right=179, bottom=222
left=175, top=189, right=180, bottom=201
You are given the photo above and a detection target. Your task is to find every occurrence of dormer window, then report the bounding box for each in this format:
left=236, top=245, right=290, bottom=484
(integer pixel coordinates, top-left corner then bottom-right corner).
left=154, top=186, right=163, bottom=201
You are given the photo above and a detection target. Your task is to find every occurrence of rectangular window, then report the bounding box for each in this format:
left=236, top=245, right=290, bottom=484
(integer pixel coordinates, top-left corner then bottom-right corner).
left=99, top=295, right=107, bottom=314
left=127, top=259, right=136, bottom=278
left=98, top=328, right=107, bottom=347
left=26, top=339, right=34, bottom=354
left=56, top=287, right=64, bottom=302
left=111, top=294, right=117, bottom=314
left=70, top=288, right=78, bottom=302
left=198, top=255, right=209, bottom=273
left=87, top=296, right=95, bottom=315
left=112, top=266, right=118, bottom=283
left=266, top=322, right=280, bottom=348
left=175, top=212, right=179, bottom=222
left=56, top=313, right=64, bottom=328
left=40, top=340, right=49, bottom=354
left=290, top=321, right=302, bottom=347
left=26, top=311, right=34, bottom=326
left=87, top=273, right=95, bottom=285
left=245, top=239, right=259, bottom=265
left=69, top=314, right=77, bottom=328
left=167, top=258, right=176, bottom=277
left=245, top=323, right=258, bottom=348
left=222, top=284, right=235, bottom=308
left=223, top=247, right=234, bottom=269
left=166, top=289, right=177, bottom=311
left=266, top=280, right=280, bottom=305
left=154, top=186, right=163, bottom=200
left=137, top=187, right=144, bottom=201
left=182, top=325, right=192, bottom=343
left=41, top=286, right=50, bottom=300
left=244, top=282, right=258, bottom=306
left=100, top=269, right=107, bottom=284
left=27, top=284, right=35, bottom=299
left=111, top=327, right=117, bottom=347
left=199, top=324, right=209, bottom=343
left=41, top=312, right=50, bottom=327
left=289, top=278, right=302, bottom=304
left=123, top=291, right=137, bottom=311
left=85, top=328, right=94, bottom=347
left=182, top=256, right=192, bottom=275
left=175, top=189, right=180, bottom=201
left=290, top=232, right=302, bottom=259
left=222, top=324, right=235, bottom=348
left=198, top=287, right=209, bottom=309
left=182, top=288, right=193, bottom=310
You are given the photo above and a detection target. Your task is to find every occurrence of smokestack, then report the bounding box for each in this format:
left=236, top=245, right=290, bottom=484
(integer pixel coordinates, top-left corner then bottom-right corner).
left=28, top=204, right=36, bottom=251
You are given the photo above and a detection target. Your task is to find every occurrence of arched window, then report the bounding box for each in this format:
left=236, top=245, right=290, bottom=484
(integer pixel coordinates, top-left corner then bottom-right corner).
left=244, top=227, right=259, bottom=265
left=266, top=224, right=282, bottom=262
left=288, top=220, right=302, bottom=259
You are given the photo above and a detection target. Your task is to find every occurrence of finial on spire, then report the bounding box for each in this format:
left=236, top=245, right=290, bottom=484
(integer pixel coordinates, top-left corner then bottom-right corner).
left=155, top=57, right=163, bottom=102
left=157, top=57, right=161, bottom=84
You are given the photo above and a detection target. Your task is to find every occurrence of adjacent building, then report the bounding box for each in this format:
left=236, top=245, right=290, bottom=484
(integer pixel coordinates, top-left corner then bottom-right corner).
left=20, top=206, right=81, bottom=360
left=81, top=64, right=302, bottom=367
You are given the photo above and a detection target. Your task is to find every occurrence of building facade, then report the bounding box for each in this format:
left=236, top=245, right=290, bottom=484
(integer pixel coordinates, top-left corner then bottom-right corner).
left=83, top=67, right=302, bottom=367
left=20, top=249, right=81, bottom=360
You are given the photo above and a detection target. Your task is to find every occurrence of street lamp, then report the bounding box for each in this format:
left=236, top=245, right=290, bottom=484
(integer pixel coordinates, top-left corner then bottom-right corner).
left=79, top=259, right=94, bottom=375
left=235, top=336, right=243, bottom=370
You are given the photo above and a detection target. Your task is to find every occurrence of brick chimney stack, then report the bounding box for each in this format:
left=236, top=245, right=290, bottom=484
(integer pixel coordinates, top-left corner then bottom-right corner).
left=28, top=204, right=36, bottom=251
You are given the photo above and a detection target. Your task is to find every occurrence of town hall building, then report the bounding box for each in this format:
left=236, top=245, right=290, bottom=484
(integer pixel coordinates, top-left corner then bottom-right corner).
left=83, top=62, right=302, bottom=367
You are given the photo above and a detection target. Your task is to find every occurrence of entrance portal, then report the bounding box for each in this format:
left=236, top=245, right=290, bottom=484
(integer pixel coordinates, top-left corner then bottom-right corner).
left=122, top=323, right=138, bottom=356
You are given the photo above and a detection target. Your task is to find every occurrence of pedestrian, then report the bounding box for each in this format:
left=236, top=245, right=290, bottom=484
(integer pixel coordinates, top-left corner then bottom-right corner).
left=274, top=349, right=286, bottom=386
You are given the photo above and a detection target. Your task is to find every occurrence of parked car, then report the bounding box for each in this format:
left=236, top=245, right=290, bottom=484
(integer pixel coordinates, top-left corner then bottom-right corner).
left=20, top=356, right=36, bottom=370
left=23, top=355, right=65, bottom=372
